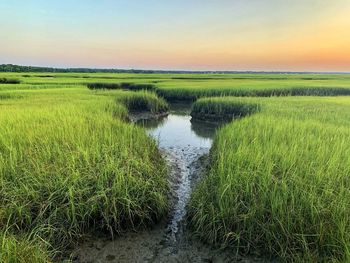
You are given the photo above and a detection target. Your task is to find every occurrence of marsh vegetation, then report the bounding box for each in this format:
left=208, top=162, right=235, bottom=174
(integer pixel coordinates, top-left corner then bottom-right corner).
left=0, top=72, right=349, bottom=262
left=189, top=96, right=350, bottom=261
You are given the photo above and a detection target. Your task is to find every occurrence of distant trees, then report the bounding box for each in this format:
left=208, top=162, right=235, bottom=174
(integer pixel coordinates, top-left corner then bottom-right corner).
left=0, top=64, right=176, bottom=73
left=2, top=64, right=341, bottom=74
left=0, top=64, right=241, bottom=74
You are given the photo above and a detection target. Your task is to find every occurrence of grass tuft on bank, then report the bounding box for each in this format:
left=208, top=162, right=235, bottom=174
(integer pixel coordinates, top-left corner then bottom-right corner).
left=191, top=97, right=261, bottom=121
left=116, top=90, right=169, bottom=113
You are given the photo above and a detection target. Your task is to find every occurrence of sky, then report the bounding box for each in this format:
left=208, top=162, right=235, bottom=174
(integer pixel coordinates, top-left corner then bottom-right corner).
left=1, top=0, right=350, bottom=71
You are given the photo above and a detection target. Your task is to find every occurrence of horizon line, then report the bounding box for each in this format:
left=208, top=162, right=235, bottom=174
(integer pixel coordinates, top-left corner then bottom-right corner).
left=1, top=63, right=350, bottom=74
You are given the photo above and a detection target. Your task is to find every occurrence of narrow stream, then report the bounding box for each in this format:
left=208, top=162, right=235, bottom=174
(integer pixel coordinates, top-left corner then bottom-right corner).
left=73, top=103, right=263, bottom=262
left=137, top=102, right=218, bottom=247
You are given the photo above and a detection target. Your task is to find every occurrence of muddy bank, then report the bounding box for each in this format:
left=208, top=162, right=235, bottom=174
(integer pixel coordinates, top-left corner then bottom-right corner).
left=128, top=111, right=169, bottom=123
left=72, top=223, right=265, bottom=263
left=71, top=153, right=266, bottom=263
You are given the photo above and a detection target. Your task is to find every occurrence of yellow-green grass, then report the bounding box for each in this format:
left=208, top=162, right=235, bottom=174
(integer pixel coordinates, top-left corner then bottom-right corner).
left=1, top=72, right=350, bottom=100
left=0, top=85, right=169, bottom=260
left=87, top=82, right=156, bottom=91
left=1, top=232, right=49, bottom=263
left=156, top=78, right=350, bottom=100
left=189, top=96, right=350, bottom=261
left=115, top=90, right=168, bottom=113
left=1, top=72, right=350, bottom=262
left=191, top=97, right=261, bottom=120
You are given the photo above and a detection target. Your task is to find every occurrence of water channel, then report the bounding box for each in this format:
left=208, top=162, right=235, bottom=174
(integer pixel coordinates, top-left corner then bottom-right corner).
left=73, top=103, right=264, bottom=263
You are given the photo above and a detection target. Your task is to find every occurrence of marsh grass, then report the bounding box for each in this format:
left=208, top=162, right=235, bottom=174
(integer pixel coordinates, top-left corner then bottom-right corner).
left=0, top=87, right=169, bottom=261
left=116, top=90, right=168, bottom=113
left=87, top=82, right=156, bottom=91
left=191, top=97, right=261, bottom=121
left=0, top=78, right=20, bottom=84
left=0, top=93, right=23, bottom=100
left=3, top=72, right=350, bottom=100
left=87, top=83, right=121, bottom=89
left=119, top=82, right=156, bottom=91
left=1, top=72, right=350, bottom=262
left=0, top=232, right=49, bottom=263
left=189, top=96, right=350, bottom=262
left=156, top=86, right=350, bottom=101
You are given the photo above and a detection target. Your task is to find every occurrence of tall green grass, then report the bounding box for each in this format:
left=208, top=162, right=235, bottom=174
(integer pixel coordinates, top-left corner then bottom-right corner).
left=0, top=233, right=49, bottom=263
left=0, top=93, right=24, bottom=100
left=87, top=82, right=156, bottom=91
left=116, top=90, right=168, bottom=113
left=3, top=72, right=350, bottom=100
left=157, top=85, right=350, bottom=101
left=0, top=78, right=20, bottom=84
left=118, top=83, right=156, bottom=91
left=87, top=82, right=121, bottom=89
left=1, top=72, right=350, bottom=262
left=191, top=97, right=261, bottom=121
left=0, top=87, right=169, bottom=261
left=189, top=96, right=350, bottom=262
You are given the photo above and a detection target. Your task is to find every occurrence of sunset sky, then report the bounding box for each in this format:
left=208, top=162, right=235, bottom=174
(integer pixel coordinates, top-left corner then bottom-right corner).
left=1, top=0, right=350, bottom=71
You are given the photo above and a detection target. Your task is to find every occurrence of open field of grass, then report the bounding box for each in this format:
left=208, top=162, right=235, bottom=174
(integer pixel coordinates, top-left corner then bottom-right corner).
left=0, top=72, right=349, bottom=262
left=1, top=72, right=350, bottom=99
left=189, top=96, right=350, bottom=261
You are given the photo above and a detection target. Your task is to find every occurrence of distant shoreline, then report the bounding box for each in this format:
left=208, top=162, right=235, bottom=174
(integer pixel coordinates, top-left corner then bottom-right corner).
left=1, top=64, right=349, bottom=74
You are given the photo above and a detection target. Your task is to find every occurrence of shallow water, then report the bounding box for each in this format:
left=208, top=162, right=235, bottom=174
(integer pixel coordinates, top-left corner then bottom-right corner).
left=138, top=102, right=219, bottom=144
left=138, top=103, right=218, bottom=245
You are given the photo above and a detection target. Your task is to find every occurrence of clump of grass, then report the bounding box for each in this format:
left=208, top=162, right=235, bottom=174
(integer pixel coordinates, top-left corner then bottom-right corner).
left=0, top=93, right=23, bottom=100
left=156, top=87, right=198, bottom=101
left=0, top=232, right=50, bottom=263
left=0, top=95, right=169, bottom=259
left=35, top=75, right=54, bottom=78
left=87, top=82, right=156, bottom=91
left=189, top=96, right=350, bottom=262
left=0, top=78, right=20, bottom=84
left=116, top=91, right=169, bottom=113
left=191, top=97, right=261, bottom=121
left=120, top=82, right=156, bottom=91
left=87, top=83, right=121, bottom=89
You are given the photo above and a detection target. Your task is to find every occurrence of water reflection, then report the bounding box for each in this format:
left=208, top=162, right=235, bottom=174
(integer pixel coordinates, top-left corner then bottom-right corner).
left=137, top=102, right=223, bottom=144
left=139, top=114, right=212, bottom=148
left=191, top=119, right=224, bottom=139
